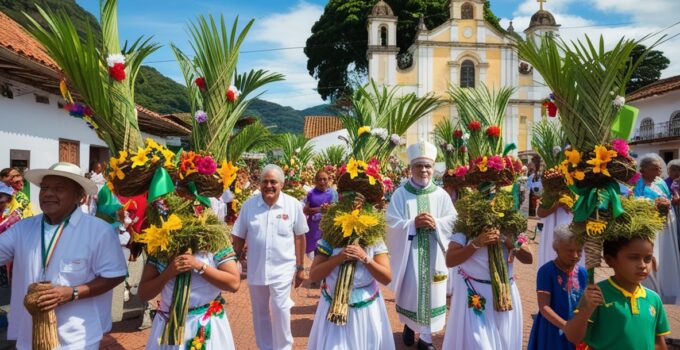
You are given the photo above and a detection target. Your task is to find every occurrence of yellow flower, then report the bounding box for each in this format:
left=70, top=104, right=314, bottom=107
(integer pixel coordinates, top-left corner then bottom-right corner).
left=161, top=148, right=176, bottom=168
left=290, top=158, right=296, bottom=166
left=109, top=158, right=125, bottom=180
left=585, top=219, right=607, bottom=236
left=587, top=145, right=618, bottom=177
left=368, top=175, right=376, bottom=185
left=130, top=148, right=149, bottom=169
left=117, top=150, right=129, bottom=164
left=477, top=157, right=489, bottom=173
left=346, top=158, right=367, bottom=179
left=358, top=126, right=371, bottom=136
left=218, top=161, right=239, bottom=191
left=151, top=155, right=160, bottom=164
left=573, top=170, right=585, bottom=181
left=333, top=209, right=379, bottom=238
left=564, top=149, right=582, bottom=167
left=145, top=138, right=161, bottom=150
left=138, top=214, right=183, bottom=255
left=558, top=194, right=574, bottom=208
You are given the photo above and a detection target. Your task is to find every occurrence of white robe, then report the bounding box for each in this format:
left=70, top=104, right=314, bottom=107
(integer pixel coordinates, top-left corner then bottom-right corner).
left=537, top=208, right=585, bottom=268
left=643, top=209, right=680, bottom=305
left=386, top=182, right=456, bottom=333
left=442, top=233, right=523, bottom=350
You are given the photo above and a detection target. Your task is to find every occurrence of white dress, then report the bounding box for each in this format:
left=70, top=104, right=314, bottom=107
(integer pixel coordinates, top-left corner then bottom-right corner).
left=307, top=240, right=395, bottom=350
left=146, top=249, right=237, bottom=349
left=643, top=209, right=680, bottom=305
left=537, top=208, right=585, bottom=268
left=442, top=233, right=523, bottom=350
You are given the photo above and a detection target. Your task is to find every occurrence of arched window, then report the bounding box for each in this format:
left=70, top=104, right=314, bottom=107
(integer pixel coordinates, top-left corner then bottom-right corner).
left=380, top=26, right=388, bottom=47
left=640, top=118, right=654, bottom=139
left=671, top=112, right=680, bottom=136
left=461, top=3, right=474, bottom=20
left=460, top=60, right=475, bottom=88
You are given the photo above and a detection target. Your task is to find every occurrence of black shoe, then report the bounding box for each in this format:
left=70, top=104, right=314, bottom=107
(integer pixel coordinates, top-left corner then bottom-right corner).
left=403, top=325, right=415, bottom=346
left=417, top=339, right=436, bottom=350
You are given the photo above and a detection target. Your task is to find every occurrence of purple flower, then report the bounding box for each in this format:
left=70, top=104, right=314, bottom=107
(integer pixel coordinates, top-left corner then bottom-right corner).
left=194, top=110, right=208, bottom=123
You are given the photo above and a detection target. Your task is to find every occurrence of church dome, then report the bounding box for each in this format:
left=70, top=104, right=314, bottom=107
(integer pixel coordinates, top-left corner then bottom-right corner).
left=371, top=0, right=395, bottom=17
left=528, top=9, right=558, bottom=28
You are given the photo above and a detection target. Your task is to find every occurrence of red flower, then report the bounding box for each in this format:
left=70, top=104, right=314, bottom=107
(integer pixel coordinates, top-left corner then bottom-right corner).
left=83, top=106, right=93, bottom=116
left=195, top=77, right=207, bottom=91
left=486, top=125, right=501, bottom=138
left=453, top=129, right=463, bottom=138
left=543, top=100, right=558, bottom=117
left=468, top=121, right=481, bottom=132
left=459, top=145, right=467, bottom=153
left=109, top=63, right=126, bottom=81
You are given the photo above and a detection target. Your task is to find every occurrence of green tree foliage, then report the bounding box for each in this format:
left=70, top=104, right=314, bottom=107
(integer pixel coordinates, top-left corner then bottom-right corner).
left=626, top=44, right=670, bottom=94
left=305, top=0, right=503, bottom=100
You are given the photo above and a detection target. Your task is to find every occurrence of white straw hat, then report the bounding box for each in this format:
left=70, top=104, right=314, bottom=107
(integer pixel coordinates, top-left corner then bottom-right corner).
left=24, top=162, right=98, bottom=195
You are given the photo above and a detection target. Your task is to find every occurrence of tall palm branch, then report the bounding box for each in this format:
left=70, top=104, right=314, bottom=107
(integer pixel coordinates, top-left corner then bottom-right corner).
left=341, top=80, right=442, bottom=162
left=226, top=121, right=278, bottom=162
left=448, top=83, right=514, bottom=157
left=171, top=16, right=283, bottom=161
left=25, top=0, right=159, bottom=154
left=516, top=34, right=655, bottom=150
left=313, top=145, right=348, bottom=168
left=433, top=119, right=466, bottom=169
left=531, top=119, right=566, bottom=169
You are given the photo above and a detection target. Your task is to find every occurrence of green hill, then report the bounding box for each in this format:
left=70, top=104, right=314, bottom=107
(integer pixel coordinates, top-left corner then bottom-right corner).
left=0, top=0, right=338, bottom=133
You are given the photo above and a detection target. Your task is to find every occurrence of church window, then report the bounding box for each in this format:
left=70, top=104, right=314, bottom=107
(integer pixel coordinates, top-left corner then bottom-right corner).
left=639, top=118, right=654, bottom=139
left=670, top=112, right=680, bottom=136
left=380, top=26, right=388, bottom=47
left=520, top=116, right=527, bottom=124
left=461, top=3, right=474, bottom=20
left=460, top=60, right=475, bottom=88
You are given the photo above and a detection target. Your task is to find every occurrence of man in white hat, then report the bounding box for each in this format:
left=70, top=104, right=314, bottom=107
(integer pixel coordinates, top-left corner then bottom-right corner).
left=386, top=141, right=457, bottom=350
left=0, top=162, right=128, bottom=349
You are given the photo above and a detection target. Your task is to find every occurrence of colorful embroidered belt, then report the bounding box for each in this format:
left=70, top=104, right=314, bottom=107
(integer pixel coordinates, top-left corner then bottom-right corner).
left=156, top=295, right=225, bottom=319
left=321, top=281, right=380, bottom=309
left=458, top=268, right=514, bottom=316
left=458, top=267, right=514, bottom=285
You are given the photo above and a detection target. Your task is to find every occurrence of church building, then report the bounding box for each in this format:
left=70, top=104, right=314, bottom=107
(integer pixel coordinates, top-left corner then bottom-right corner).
left=367, top=0, right=560, bottom=155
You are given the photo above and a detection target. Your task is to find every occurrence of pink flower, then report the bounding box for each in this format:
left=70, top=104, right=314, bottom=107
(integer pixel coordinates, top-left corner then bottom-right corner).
left=628, top=171, right=641, bottom=185
left=382, top=178, right=394, bottom=193
left=195, top=156, right=217, bottom=175
left=454, top=165, right=469, bottom=177
left=487, top=155, right=505, bottom=171
left=611, top=139, right=629, bottom=157
left=338, top=164, right=347, bottom=175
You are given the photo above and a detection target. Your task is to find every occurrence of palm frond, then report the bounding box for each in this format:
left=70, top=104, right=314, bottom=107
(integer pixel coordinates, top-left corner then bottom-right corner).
left=433, top=119, right=466, bottom=169
left=24, top=0, right=159, bottom=154
left=276, top=133, right=315, bottom=166
left=531, top=119, right=566, bottom=169
left=226, top=121, right=278, bottom=162
left=313, top=145, right=348, bottom=168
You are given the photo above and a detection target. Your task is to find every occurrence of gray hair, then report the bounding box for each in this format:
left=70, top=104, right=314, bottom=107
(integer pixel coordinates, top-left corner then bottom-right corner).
left=260, top=164, right=285, bottom=184
left=552, top=224, right=575, bottom=249
left=668, top=159, right=680, bottom=171
left=638, top=153, right=667, bottom=178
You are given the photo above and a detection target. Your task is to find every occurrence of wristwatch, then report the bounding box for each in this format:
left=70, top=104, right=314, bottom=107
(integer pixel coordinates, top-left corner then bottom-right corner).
left=71, top=287, right=79, bottom=301
left=197, top=264, right=208, bottom=275
left=295, top=265, right=305, bottom=271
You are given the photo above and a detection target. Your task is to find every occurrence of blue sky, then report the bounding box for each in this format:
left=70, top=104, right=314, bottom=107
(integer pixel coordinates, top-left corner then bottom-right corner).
left=76, top=0, right=679, bottom=110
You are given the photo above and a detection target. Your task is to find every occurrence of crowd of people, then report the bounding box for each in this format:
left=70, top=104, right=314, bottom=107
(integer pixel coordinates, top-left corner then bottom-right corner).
left=0, top=143, right=678, bottom=350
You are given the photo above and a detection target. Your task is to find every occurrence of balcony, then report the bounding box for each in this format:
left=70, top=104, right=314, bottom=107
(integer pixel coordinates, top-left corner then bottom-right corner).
left=630, top=121, right=680, bottom=144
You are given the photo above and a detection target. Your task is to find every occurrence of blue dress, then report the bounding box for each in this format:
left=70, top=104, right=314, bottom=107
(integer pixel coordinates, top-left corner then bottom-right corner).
left=528, top=261, right=587, bottom=350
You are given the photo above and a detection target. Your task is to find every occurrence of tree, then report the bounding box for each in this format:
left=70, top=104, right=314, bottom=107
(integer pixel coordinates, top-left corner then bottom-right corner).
left=305, top=1, right=504, bottom=101
left=626, top=44, right=670, bottom=94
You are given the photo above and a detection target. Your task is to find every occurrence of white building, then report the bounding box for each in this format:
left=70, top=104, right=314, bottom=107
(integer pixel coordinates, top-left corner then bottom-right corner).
left=0, top=11, right=189, bottom=205
left=628, top=75, right=680, bottom=164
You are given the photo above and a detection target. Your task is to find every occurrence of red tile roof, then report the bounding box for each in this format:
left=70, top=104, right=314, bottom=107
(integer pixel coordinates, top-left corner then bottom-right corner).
left=627, top=75, right=680, bottom=102
left=0, top=11, right=58, bottom=70
left=303, top=115, right=344, bottom=139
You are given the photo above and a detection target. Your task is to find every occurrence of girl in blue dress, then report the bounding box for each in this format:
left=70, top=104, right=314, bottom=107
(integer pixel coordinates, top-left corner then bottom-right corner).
left=528, top=224, right=587, bottom=350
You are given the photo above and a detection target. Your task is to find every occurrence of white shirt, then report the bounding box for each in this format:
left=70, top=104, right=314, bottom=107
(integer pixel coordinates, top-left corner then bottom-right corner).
left=232, top=192, right=308, bottom=285
left=0, top=208, right=128, bottom=349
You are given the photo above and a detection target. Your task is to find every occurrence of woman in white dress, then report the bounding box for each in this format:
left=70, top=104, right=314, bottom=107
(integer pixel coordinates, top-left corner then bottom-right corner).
left=442, top=229, right=532, bottom=350
left=536, top=201, right=582, bottom=268
left=307, top=239, right=395, bottom=350
left=139, top=246, right=240, bottom=349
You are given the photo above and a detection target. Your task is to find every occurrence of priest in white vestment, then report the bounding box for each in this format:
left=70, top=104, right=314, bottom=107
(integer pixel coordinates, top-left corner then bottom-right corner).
left=386, top=141, right=456, bottom=350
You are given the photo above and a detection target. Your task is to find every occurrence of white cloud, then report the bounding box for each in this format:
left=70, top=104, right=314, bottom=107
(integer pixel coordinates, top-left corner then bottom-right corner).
left=246, top=1, right=325, bottom=109
left=503, top=0, right=680, bottom=78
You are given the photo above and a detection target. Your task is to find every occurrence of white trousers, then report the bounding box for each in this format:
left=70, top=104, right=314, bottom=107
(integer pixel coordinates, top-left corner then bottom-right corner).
left=249, top=280, right=295, bottom=350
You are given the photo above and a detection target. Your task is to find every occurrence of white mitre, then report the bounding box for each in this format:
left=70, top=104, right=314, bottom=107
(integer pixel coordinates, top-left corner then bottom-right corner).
left=407, top=140, right=437, bottom=163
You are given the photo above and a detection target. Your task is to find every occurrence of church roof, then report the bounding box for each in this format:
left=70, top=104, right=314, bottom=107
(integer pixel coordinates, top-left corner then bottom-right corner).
left=627, top=75, right=680, bottom=102
left=527, top=9, right=559, bottom=29
left=370, top=0, right=395, bottom=17
left=303, top=116, right=344, bottom=139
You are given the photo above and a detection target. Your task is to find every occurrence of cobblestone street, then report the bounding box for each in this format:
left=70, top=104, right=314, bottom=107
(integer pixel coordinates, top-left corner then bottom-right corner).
left=101, top=237, right=680, bottom=349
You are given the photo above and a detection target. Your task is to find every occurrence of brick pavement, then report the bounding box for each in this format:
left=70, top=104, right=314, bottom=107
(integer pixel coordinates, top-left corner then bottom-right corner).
left=103, top=233, right=680, bottom=349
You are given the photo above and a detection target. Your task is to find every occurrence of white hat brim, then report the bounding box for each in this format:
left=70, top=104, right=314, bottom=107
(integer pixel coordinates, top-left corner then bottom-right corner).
left=24, top=169, right=98, bottom=196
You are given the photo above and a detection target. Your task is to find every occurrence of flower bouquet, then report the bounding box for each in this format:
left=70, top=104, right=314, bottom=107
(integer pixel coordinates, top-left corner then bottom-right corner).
left=319, top=158, right=387, bottom=325
left=434, top=119, right=469, bottom=189
left=140, top=192, right=232, bottom=345
left=531, top=119, right=574, bottom=209
left=108, top=138, right=176, bottom=197
left=517, top=34, right=665, bottom=282
left=448, top=83, right=527, bottom=312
